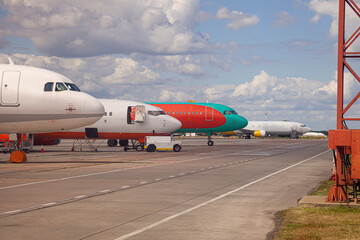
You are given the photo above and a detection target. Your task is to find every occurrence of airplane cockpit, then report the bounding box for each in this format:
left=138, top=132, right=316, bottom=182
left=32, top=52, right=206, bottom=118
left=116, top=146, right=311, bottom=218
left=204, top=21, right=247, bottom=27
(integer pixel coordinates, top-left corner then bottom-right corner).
left=223, top=110, right=238, bottom=115
left=147, top=110, right=166, bottom=116
left=44, top=82, right=81, bottom=92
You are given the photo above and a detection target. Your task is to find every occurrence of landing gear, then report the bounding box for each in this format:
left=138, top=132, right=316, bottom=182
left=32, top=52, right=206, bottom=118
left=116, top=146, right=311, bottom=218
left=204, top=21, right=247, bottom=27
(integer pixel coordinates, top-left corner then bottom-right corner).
left=107, top=139, right=118, bottom=147
left=207, top=135, right=214, bottom=146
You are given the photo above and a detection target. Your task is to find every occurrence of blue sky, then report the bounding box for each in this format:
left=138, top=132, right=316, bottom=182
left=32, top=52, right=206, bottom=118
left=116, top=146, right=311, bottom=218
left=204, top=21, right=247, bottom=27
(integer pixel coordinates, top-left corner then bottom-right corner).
left=1, top=0, right=359, bottom=131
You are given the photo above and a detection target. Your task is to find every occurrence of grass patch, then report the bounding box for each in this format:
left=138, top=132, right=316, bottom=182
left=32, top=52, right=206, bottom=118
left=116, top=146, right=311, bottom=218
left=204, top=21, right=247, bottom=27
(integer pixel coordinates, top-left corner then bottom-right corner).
left=273, top=179, right=360, bottom=239
left=273, top=204, right=360, bottom=240
left=310, top=179, right=335, bottom=196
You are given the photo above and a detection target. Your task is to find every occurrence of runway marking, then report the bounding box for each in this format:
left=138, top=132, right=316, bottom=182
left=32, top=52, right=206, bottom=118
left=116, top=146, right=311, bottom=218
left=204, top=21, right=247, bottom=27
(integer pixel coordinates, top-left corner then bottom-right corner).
left=99, top=190, right=111, bottom=193
left=0, top=143, right=324, bottom=217
left=114, top=149, right=330, bottom=240
left=0, top=153, right=236, bottom=190
left=42, top=202, right=56, bottom=207
left=3, top=210, right=21, bottom=214
left=74, top=195, right=86, bottom=199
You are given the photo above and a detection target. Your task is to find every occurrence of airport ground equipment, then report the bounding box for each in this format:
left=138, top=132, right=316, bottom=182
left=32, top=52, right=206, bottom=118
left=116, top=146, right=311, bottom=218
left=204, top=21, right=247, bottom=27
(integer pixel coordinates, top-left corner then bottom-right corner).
left=327, top=0, right=360, bottom=203
left=144, top=136, right=182, bottom=152
left=0, top=134, right=33, bottom=153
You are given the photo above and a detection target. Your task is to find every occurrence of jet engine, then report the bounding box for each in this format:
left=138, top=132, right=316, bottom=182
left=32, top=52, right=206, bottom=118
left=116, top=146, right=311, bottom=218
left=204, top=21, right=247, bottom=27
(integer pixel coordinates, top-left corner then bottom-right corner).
left=253, top=130, right=266, bottom=137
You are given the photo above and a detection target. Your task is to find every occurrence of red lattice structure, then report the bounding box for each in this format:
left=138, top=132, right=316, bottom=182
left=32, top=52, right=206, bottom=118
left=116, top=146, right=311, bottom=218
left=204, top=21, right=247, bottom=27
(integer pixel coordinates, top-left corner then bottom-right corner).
left=328, top=0, right=360, bottom=202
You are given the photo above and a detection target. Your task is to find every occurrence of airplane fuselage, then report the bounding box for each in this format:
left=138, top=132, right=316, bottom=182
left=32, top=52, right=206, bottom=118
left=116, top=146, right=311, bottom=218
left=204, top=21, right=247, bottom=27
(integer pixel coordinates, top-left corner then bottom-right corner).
left=148, top=102, right=248, bottom=135
left=33, top=99, right=182, bottom=144
left=0, top=64, right=104, bottom=134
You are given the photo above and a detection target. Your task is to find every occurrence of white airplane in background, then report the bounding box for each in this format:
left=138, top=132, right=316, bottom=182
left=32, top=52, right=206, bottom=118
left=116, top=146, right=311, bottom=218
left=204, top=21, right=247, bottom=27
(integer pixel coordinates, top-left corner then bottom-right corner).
left=33, top=99, right=182, bottom=151
left=223, top=120, right=311, bottom=138
left=0, top=58, right=105, bottom=134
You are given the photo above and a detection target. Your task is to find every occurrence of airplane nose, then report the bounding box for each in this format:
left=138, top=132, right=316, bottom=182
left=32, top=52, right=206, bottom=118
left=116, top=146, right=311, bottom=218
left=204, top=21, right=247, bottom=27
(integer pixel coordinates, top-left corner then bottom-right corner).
left=234, top=115, right=248, bottom=129
left=166, top=116, right=182, bottom=133
left=83, top=95, right=105, bottom=117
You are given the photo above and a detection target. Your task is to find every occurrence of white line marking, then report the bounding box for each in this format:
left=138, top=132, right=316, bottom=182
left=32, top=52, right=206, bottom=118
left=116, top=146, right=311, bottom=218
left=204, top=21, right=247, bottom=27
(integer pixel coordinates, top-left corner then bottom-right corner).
left=2, top=209, right=21, bottom=215
left=42, top=202, right=56, bottom=207
left=0, top=153, right=235, bottom=190
left=99, top=190, right=111, bottom=193
left=140, top=182, right=147, bottom=185
left=169, top=176, right=175, bottom=178
left=74, top=195, right=86, bottom=199
left=121, top=186, right=129, bottom=189
left=113, top=150, right=330, bottom=240
left=155, top=178, right=162, bottom=181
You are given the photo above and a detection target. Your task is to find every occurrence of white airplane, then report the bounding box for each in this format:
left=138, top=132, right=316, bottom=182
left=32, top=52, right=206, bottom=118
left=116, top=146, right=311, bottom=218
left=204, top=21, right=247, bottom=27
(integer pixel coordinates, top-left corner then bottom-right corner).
left=302, top=132, right=327, bottom=138
left=0, top=59, right=105, bottom=134
left=33, top=99, right=182, bottom=151
left=223, top=120, right=311, bottom=138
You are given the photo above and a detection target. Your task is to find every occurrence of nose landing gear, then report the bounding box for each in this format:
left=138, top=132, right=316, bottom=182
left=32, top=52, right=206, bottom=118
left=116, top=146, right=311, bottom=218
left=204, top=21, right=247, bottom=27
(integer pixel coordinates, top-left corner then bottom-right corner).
left=207, top=135, right=214, bottom=146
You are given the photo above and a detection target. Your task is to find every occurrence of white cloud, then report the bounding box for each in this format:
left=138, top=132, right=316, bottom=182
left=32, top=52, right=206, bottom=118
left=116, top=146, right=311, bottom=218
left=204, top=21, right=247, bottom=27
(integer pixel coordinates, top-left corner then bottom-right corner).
left=101, top=58, right=161, bottom=85
left=307, top=0, right=360, bottom=43
left=2, top=0, right=210, bottom=57
left=215, top=6, right=259, bottom=30
left=133, top=53, right=206, bottom=77
left=272, top=11, right=295, bottom=28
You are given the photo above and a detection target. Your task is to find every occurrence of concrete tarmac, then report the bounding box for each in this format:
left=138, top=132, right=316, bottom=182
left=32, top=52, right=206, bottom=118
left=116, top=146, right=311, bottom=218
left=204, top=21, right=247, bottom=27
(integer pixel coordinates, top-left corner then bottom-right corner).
left=0, top=138, right=332, bottom=240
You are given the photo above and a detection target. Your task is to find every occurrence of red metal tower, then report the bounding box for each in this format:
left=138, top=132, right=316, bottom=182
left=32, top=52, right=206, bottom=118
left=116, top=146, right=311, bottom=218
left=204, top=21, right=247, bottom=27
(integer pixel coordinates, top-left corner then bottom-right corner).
left=328, top=0, right=360, bottom=202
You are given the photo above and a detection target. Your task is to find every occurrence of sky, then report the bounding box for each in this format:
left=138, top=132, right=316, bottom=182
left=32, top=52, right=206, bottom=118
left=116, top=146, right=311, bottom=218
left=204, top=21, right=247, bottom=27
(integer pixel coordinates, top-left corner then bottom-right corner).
left=1, top=0, right=360, bottom=131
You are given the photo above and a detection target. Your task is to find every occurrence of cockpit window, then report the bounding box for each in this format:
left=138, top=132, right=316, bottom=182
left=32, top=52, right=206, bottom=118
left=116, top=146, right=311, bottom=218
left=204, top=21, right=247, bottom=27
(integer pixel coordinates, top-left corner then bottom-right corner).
left=300, top=124, right=306, bottom=127
left=44, top=82, right=54, bottom=92
left=223, top=110, right=238, bottom=115
left=148, top=110, right=166, bottom=116
left=55, top=82, right=68, bottom=91
left=65, top=82, right=81, bottom=92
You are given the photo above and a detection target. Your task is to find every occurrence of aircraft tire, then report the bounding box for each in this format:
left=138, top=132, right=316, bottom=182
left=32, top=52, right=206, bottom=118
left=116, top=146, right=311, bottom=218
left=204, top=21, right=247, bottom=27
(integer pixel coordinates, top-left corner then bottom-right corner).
left=107, top=139, right=118, bottom=147
left=119, top=139, right=129, bottom=147
left=173, top=144, right=181, bottom=152
left=146, top=144, right=156, bottom=152
left=207, top=140, right=214, bottom=146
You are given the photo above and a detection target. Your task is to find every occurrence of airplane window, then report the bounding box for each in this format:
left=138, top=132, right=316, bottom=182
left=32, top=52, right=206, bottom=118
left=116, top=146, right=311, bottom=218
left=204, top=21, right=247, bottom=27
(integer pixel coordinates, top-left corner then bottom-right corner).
left=55, top=82, right=68, bottom=91
left=228, top=110, right=238, bottom=115
left=196, top=112, right=198, bottom=114
left=188, top=112, right=190, bottom=114
left=172, top=112, right=175, bottom=115
left=176, top=112, right=178, bottom=115
left=184, top=112, right=186, bottom=115
left=200, top=112, right=202, bottom=114
left=192, top=112, right=194, bottom=114
left=300, top=124, right=306, bottom=127
left=65, top=82, right=81, bottom=91
left=44, top=82, right=54, bottom=92
left=109, top=112, right=112, bottom=116
left=168, top=112, right=171, bottom=115
left=148, top=111, right=166, bottom=116
left=105, top=112, right=107, bottom=116
left=180, top=112, right=182, bottom=114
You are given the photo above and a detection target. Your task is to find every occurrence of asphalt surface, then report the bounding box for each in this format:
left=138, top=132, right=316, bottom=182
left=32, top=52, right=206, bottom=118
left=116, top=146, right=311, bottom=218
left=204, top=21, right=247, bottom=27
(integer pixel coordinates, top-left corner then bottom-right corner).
left=0, top=138, right=332, bottom=240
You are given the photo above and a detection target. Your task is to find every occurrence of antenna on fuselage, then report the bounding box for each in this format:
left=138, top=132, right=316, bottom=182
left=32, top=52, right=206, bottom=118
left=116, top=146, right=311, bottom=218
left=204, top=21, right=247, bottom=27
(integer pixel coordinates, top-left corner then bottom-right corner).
left=8, top=57, right=15, bottom=65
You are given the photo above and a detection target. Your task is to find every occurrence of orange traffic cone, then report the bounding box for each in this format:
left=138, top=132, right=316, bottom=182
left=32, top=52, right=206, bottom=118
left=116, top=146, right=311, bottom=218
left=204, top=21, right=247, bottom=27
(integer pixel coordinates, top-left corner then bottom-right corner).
left=41, top=145, right=44, bottom=153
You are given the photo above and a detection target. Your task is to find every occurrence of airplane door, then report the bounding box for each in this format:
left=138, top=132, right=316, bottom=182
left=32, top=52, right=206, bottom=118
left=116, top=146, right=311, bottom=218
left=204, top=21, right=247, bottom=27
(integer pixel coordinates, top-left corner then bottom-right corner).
left=205, top=106, right=214, bottom=121
left=1, top=71, right=20, bottom=106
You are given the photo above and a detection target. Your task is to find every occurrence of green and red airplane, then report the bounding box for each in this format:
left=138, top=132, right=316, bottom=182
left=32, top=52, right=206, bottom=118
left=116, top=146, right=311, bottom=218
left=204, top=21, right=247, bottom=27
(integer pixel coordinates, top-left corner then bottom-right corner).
left=148, top=102, right=248, bottom=146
